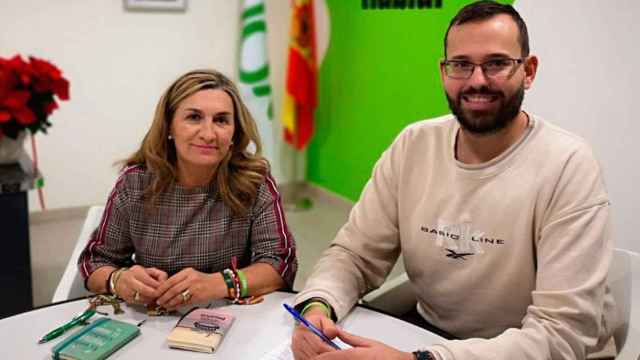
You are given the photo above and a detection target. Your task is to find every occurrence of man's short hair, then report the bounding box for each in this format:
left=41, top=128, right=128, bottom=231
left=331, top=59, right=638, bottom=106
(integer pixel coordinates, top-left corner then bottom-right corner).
left=444, top=1, right=530, bottom=58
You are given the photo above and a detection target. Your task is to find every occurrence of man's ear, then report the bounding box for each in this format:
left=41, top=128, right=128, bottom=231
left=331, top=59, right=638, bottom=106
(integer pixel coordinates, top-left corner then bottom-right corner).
left=523, top=55, right=538, bottom=90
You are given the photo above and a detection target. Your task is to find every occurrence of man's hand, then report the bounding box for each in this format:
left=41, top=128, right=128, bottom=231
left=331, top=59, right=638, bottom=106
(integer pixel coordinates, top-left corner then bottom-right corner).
left=291, top=307, right=340, bottom=360
left=314, top=328, right=414, bottom=360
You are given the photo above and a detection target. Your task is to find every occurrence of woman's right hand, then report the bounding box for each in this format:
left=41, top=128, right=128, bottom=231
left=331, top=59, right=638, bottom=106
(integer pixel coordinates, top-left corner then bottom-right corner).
left=114, top=265, right=168, bottom=305
left=291, top=307, right=340, bottom=360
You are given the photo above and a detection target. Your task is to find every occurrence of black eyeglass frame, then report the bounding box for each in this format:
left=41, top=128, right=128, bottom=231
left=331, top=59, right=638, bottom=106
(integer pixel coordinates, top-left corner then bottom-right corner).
left=441, top=57, right=525, bottom=80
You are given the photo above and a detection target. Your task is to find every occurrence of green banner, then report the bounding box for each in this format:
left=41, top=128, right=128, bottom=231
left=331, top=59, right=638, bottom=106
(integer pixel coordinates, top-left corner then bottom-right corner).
left=308, top=0, right=513, bottom=201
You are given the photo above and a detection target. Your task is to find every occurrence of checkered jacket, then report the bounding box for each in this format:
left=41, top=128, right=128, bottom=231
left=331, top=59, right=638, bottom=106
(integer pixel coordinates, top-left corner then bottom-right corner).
left=78, top=165, right=297, bottom=288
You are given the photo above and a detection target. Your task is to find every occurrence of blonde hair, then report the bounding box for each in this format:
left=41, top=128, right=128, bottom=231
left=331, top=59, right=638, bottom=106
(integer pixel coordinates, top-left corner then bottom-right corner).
left=123, top=69, right=268, bottom=216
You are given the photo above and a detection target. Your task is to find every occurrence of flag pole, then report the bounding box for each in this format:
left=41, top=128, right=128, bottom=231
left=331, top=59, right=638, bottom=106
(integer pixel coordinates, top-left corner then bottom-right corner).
left=283, top=118, right=313, bottom=211
left=281, top=0, right=314, bottom=211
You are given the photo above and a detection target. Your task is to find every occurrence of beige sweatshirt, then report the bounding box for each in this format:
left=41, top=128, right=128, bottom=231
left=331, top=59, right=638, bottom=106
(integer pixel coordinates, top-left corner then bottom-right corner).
left=295, top=114, right=616, bottom=360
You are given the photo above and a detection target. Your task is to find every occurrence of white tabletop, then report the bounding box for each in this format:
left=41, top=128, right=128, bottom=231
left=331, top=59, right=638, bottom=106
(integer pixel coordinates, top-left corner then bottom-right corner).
left=0, top=292, right=445, bottom=358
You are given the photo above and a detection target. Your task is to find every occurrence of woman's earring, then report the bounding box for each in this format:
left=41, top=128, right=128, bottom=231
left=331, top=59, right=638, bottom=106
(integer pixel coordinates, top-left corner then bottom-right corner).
left=168, top=135, right=173, bottom=140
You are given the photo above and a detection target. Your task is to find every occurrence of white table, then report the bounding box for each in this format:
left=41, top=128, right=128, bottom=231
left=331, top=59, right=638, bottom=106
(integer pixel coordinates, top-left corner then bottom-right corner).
left=0, top=291, right=445, bottom=358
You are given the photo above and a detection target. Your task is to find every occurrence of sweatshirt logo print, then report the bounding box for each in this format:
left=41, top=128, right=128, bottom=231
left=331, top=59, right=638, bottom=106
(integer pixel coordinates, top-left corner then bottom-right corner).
left=420, top=220, right=506, bottom=258
left=445, top=248, right=474, bottom=260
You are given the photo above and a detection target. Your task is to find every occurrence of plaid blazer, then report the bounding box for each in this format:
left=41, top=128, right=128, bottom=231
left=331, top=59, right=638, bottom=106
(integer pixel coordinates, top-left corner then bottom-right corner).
left=78, top=165, right=297, bottom=288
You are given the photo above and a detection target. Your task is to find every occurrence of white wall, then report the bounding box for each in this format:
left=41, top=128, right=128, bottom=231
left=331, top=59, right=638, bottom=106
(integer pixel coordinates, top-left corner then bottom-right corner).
left=515, top=0, right=640, bottom=253
left=0, top=0, right=291, bottom=212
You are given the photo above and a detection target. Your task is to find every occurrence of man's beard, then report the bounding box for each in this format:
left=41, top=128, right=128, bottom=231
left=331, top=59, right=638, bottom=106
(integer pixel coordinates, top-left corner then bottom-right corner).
left=446, top=85, right=525, bottom=135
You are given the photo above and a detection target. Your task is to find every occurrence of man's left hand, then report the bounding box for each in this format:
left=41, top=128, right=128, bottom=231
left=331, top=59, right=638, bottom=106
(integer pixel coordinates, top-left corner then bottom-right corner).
left=313, top=328, right=414, bottom=360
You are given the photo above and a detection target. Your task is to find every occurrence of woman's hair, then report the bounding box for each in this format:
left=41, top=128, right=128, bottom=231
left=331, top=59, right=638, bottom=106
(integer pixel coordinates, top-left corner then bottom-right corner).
left=123, top=69, right=268, bottom=216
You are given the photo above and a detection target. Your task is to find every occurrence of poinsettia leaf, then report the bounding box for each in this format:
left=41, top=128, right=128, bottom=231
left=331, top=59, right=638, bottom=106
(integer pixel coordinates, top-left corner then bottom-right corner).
left=3, top=90, right=31, bottom=108
left=44, top=101, right=58, bottom=115
left=0, top=110, right=11, bottom=123
left=14, top=107, right=36, bottom=125
left=55, top=78, right=70, bottom=100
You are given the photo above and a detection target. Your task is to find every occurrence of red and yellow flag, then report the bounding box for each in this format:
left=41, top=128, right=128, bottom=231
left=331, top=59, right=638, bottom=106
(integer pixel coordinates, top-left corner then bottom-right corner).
left=282, top=0, right=317, bottom=150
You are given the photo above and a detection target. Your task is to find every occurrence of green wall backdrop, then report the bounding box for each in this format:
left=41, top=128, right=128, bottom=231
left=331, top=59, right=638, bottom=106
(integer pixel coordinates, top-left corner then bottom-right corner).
left=307, top=0, right=513, bottom=201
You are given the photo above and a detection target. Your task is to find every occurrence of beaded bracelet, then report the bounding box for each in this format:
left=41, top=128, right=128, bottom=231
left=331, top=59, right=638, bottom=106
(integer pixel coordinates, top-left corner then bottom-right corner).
left=222, top=256, right=264, bottom=305
left=222, top=269, right=235, bottom=292
left=232, top=268, right=242, bottom=303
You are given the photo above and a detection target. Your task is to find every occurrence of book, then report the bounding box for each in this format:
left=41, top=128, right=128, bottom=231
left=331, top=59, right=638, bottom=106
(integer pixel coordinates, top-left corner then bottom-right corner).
left=167, top=307, right=235, bottom=353
left=51, top=317, right=140, bottom=360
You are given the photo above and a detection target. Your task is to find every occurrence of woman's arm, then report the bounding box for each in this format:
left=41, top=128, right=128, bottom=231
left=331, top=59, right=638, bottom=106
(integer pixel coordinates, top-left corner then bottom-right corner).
left=241, top=262, right=286, bottom=296
left=77, top=168, right=137, bottom=295
left=154, top=262, right=284, bottom=310
left=86, top=266, right=117, bottom=294
left=248, top=175, right=298, bottom=288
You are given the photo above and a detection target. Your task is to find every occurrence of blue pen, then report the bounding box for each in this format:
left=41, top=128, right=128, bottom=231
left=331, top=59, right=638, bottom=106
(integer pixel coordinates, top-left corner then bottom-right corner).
left=283, top=303, right=341, bottom=350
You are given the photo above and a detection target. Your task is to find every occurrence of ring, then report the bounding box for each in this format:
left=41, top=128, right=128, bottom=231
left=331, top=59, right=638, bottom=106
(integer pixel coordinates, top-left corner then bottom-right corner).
left=181, top=289, right=192, bottom=303
left=134, top=291, right=141, bottom=302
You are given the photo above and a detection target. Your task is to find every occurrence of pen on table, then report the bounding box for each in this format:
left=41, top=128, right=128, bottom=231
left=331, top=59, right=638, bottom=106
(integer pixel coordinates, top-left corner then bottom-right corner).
left=38, top=308, right=96, bottom=344
left=283, top=303, right=341, bottom=350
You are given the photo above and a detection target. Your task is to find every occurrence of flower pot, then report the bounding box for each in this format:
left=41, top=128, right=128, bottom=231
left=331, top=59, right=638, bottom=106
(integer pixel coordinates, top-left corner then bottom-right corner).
left=0, top=132, right=32, bottom=173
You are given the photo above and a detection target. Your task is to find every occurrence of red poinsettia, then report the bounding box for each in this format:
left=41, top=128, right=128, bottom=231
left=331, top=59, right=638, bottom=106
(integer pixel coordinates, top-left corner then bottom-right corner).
left=0, top=55, right=70, bottom=139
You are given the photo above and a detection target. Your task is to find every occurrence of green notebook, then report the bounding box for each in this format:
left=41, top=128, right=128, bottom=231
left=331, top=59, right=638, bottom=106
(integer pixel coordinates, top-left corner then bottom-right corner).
left=51, top=317, right=140, bottom=360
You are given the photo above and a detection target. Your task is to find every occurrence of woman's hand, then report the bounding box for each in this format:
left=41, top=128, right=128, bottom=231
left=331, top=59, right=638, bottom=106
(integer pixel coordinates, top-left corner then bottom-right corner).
left=115, top=265, right=168, bottom=305
left=291, top=307, right=340, bottom=360
left=155, top=268, right=227, bottom=310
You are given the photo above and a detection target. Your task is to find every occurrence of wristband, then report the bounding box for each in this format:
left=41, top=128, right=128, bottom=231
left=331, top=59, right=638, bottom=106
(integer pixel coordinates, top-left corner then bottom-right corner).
left=237, top=270, right=248, bottom=298
left=301, top=301, right=332, bottom=319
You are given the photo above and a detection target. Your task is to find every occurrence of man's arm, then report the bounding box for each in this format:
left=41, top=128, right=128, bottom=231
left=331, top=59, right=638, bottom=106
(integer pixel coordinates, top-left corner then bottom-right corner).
left=294, top=127, right=412, bottom=320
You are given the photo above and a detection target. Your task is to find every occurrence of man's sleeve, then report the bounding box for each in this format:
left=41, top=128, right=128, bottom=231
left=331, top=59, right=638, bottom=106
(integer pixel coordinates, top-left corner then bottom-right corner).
left=294, top=127, right=411, bottom=320
left=249, top=174, right=298, bottom=289
left=432, top=145, right=615, bottom=360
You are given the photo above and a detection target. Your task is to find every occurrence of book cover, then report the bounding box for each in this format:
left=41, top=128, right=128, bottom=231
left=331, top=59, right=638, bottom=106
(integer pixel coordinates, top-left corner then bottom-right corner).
left=167, top=308, right=235, bottom=353
left=51, top=317, right=140, bottom=360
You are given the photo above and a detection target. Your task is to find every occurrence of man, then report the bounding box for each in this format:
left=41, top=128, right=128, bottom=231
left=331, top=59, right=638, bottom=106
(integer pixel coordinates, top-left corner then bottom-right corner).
left=290, top=1, right=616, bottom=360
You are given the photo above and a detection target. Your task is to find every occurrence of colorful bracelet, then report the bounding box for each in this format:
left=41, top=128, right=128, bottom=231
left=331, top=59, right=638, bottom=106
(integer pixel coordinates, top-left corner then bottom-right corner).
left=224, top=269, right=237, bottom=299
left=222, top=256, right=264, bottom=305
left=232, top=269, right=241, bottom=303
left=236, top=295, right=264, bottom=305
left=301, top=301, right=332, bottom=319
left=222, top=269, right=235, bottom=291
left=237, top=270, right=248, bottom=298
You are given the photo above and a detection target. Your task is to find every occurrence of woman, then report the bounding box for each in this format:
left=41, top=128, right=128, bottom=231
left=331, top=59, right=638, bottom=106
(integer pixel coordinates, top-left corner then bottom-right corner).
left=78, top=69, right=297, bottom=310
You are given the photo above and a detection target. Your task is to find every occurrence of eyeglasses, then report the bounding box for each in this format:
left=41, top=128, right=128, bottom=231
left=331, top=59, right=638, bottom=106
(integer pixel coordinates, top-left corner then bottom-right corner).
left=441, top=58, right=524, bottom=80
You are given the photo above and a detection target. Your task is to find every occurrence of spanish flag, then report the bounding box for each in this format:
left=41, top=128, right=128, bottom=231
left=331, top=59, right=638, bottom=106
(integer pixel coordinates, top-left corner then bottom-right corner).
left=282, top=0, right=317, bottom=150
